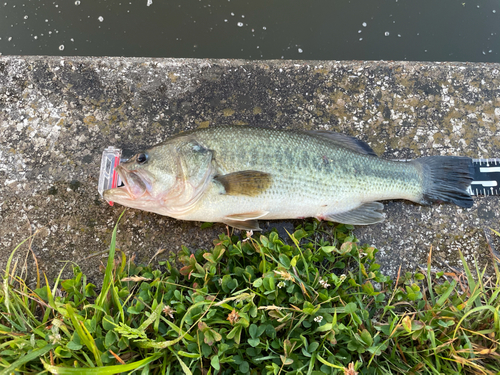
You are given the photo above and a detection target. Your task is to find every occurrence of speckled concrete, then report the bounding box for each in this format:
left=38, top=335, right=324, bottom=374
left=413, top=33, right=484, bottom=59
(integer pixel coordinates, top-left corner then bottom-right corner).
left=1, top=56, right=499, bottom=286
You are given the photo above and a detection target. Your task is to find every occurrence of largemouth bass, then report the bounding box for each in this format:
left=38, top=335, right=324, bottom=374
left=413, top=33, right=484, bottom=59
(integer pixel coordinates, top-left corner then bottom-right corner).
left=103, top=126, right=473, bottom=230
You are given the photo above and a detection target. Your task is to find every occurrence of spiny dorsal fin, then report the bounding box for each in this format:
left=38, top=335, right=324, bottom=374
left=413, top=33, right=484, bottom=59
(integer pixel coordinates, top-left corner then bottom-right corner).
left=324, top=202, right=385, bottom=225
left=306, top=130, right=378, bottom=157
left=214, top=171, right=272, bottom=197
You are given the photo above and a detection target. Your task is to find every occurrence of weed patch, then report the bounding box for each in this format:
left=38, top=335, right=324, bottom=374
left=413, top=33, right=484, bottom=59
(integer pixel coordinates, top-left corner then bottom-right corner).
left=1, top=214, right=499, bottom=374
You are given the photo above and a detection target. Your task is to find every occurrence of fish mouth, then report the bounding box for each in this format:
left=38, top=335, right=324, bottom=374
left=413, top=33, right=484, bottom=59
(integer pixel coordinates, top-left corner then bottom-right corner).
left=103, top=165, right=154, bottom=203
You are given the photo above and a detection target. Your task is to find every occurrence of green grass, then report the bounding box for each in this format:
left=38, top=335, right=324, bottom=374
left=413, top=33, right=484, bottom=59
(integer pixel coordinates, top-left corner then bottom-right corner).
left=1, top=213, right=499, bottom=374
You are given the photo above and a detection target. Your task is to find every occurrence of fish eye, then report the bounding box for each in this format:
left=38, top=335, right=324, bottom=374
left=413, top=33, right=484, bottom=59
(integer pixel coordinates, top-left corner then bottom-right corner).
left=136, top=153, right=148, bottom=164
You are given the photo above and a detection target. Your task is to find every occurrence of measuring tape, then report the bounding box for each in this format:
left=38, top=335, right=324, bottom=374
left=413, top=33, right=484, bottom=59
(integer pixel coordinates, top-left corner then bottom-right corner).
left=468, top=158, right=500, bottom=196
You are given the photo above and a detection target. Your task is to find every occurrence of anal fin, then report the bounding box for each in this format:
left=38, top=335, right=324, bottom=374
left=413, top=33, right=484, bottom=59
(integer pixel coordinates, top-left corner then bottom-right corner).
left=324, top=202, right=385, bottom=225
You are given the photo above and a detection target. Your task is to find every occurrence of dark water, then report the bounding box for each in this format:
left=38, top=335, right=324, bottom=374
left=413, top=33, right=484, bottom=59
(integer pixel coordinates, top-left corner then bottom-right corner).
left=1, top=0, right=499, bottom=62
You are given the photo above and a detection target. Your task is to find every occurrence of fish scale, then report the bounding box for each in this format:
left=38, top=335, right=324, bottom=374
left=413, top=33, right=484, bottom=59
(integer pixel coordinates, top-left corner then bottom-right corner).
left=156, top=127, right=427, bottom=218
left=194, top=127, right=420, bottom=205
left=103, top=125, right=474, bottom=230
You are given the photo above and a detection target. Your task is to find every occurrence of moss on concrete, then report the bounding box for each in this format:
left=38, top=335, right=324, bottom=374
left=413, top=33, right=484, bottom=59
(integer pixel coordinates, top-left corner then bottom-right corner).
left=0, top=57, right=498, bottom=286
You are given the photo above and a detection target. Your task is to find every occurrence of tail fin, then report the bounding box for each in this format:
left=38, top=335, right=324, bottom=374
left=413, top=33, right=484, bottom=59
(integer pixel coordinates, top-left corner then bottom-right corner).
left=413, top=156, right=473, bottom=208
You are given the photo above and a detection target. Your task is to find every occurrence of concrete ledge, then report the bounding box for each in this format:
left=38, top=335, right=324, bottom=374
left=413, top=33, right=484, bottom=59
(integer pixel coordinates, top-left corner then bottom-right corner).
left=1, top=56, right=499, bottom=285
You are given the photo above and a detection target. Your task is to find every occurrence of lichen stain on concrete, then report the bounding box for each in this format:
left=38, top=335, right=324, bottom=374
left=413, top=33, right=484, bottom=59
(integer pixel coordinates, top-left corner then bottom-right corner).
left=223, top=108, right=235, bottom=117
left=0, top=56, right=499, bottom=286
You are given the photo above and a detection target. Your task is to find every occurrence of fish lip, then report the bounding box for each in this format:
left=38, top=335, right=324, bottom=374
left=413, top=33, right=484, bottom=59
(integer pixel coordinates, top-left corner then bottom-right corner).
left=103, top=185, right=130, bottom=201
left=114, top=165, right=154, bottom=200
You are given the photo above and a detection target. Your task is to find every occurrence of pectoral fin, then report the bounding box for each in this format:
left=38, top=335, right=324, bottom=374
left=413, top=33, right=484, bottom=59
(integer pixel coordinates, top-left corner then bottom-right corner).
left=324, top=202, right=385, bottom=225
left=214, top=171, right=272, bottom=197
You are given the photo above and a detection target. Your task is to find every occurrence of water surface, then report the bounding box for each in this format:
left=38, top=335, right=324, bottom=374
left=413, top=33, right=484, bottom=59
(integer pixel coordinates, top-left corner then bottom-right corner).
left=0, top=0, right=499, bottom=62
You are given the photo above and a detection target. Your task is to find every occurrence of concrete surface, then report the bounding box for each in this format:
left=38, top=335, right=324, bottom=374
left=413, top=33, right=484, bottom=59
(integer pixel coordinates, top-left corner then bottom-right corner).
left=0, top=56, right=499, bottom=287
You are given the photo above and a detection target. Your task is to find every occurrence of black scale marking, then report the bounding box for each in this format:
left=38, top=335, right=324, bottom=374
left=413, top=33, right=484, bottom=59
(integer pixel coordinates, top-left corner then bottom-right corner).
left=468, top=158, right=500, bottom=196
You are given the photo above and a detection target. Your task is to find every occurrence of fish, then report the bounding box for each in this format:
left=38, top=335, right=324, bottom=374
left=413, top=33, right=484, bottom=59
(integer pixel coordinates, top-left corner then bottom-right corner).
left=103, top=125, right=473, bottom=230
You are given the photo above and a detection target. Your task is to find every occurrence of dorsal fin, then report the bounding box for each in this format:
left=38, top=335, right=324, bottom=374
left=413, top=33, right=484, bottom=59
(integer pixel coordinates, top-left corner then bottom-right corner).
left=306, top=130, right=378, bottom=157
